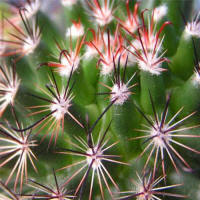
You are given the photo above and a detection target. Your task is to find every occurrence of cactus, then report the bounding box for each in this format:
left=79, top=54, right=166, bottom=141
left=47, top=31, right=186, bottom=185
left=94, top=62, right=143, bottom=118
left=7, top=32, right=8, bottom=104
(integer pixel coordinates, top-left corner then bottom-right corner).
left=0, top=0, right=200, bottom=199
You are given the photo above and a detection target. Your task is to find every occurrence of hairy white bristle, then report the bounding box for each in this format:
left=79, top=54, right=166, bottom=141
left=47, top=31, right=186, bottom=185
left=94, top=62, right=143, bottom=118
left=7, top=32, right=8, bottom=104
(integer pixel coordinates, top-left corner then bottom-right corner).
left=50, top=95, right=72, bottom=120
left=111, top=83, right=130, bottom=105
left=192, top=71, right=200, bottom=86
left=185, top=12, right=200, bottom=38
left=95, top=6, right=113, bottom=26
left=150, top=123, right=171, bottom=148
left=24, top=0, right=40, bottom=18
left=101, top=61, right=113, bottom=75
left=137, top=52, right=164, bottom=75
left=153, top=4, right=168, bottom=22
left=23, top=36, right=40, bottom=55
left=86, top=146, right=103, bottom=169
left=61, top=0, right=77, bottom=7
left=66, top=23, right=84, bottom=38
left=59, top=53, right=80, bottom=77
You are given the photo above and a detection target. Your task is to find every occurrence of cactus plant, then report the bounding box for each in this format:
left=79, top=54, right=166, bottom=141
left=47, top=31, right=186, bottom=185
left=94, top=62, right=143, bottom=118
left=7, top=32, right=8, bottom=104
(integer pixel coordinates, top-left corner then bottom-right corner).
left=0, top=0, right=200, bottom=199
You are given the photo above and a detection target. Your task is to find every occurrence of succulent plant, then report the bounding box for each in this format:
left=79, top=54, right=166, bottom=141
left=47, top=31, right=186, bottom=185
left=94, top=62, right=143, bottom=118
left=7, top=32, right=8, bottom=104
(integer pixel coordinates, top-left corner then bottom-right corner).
left=0, top=0, right=200, bottom=199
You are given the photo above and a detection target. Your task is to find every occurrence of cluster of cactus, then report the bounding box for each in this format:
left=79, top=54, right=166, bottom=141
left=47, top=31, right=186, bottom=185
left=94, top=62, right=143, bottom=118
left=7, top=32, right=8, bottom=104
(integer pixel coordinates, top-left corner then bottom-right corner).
left=0, top=0, right=200, bottom=199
